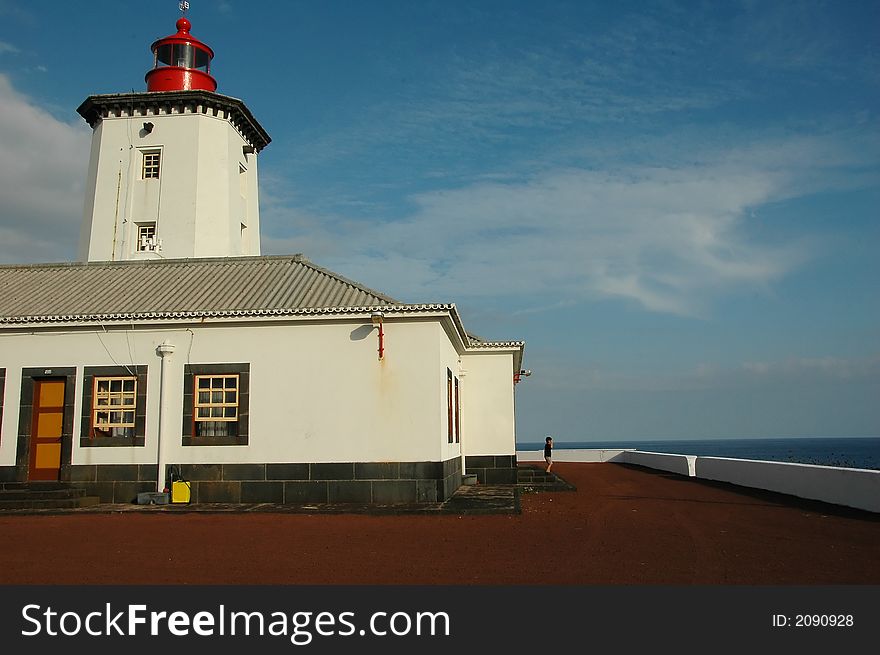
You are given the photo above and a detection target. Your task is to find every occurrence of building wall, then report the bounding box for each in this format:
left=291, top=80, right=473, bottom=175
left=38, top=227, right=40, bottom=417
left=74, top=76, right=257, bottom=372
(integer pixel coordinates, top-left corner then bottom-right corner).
left=460, top=351, right=518, bottom=483
left=0, top=319, right=474, bottom=502
left=0, top=318, right=458, bottom=464
left=78, top=109, right=259, bottom=262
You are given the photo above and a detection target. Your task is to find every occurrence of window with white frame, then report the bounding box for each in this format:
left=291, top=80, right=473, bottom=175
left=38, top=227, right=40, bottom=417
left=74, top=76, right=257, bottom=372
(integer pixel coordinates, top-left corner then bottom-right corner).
left=142, top=150, right=161, bottom=179
left=137, top=223, right=157, bottom=252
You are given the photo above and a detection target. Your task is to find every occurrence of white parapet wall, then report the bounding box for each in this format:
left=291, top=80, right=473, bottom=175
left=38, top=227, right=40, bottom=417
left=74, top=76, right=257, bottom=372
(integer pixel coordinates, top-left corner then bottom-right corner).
left=695, top=457, right=880, bottom=514
left=517, top=447, right=880, bottom=514
left=621, top=450, right=696, bottom=477
left=516, top=449, right=629, bottom=463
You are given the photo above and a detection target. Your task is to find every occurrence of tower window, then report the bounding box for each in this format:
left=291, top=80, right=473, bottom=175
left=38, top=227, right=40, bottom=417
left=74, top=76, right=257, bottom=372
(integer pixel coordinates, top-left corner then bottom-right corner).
left=137, top=223, right=157, bottom=252
left=142, top=151, right=161, bottom=179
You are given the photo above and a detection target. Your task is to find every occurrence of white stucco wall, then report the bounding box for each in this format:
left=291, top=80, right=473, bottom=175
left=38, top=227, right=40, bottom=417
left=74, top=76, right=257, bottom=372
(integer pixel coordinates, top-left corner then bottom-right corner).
left=695, top=456, right=880, bottom=513
left=0, top=316, right=467, bottom=468
left=622, top=450, right=695, bottom=476
left=460, top=351, right=516, bottom=457
left=79, top=108, right=259, bottom=262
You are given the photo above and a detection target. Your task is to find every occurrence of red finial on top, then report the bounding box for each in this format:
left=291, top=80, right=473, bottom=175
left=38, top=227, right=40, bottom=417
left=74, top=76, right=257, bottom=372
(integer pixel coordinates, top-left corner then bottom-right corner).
left=145, top=14, right=216, bottom=92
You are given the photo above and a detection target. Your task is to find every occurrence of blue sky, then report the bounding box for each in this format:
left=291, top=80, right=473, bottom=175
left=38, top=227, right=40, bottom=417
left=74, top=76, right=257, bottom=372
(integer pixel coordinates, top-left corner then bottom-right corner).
left=1, top=1, right=878, bottom=442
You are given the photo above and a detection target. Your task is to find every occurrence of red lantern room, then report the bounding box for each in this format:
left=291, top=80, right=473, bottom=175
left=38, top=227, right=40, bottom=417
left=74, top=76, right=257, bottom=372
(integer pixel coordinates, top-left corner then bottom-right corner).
left=145, top=16, right=217, bottom=92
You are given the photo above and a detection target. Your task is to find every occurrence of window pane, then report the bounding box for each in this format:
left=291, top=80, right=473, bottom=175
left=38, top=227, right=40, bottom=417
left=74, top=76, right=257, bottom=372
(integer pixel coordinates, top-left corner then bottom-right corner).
left=123, top=379, right=135, bottom=392
left=225, top=377, right=237, bottom=389
left=198, top=391, right=210, bottom=404
left=211, top=391, right=223, bottom=404
left=198, top=377, right=211, bottom=389
left=225, top=391, right=236, bottom=404
left=156, top=43, right=173, bottom=66
left=224, top=407, right=236, bottom=418
left=123, top=411, right=135, bottom=424
left=97, top=380, right=109, bottom=393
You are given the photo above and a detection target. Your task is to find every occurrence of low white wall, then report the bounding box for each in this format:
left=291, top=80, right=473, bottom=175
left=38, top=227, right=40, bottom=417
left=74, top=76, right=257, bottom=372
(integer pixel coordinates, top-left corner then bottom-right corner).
left=695, top=457, right=880, bottom=514
left=621, top=450, right=695, bottom=476
left=516, top=449, right=629, bottom=463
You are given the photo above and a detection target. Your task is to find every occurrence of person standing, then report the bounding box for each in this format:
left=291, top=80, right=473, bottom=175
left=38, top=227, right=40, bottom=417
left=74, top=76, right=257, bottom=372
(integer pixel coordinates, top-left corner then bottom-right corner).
left=544, top=436, right=553, bottom=473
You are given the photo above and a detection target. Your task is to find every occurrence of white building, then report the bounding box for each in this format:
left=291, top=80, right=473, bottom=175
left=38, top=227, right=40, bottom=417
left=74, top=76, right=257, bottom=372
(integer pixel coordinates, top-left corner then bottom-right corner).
left=0, top=14, right=524, bottom=504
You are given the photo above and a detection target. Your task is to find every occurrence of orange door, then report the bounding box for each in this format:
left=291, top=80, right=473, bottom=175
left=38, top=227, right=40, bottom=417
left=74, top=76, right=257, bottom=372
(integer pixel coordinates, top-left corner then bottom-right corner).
left=29, top=379, right=65, bottom=481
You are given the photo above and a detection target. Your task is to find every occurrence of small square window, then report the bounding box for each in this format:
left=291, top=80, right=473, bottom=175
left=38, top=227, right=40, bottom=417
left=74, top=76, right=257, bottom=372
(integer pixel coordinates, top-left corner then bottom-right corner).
left=142, top=151, right=160, bottom=179
left=137, top=223, right=157, bottom=252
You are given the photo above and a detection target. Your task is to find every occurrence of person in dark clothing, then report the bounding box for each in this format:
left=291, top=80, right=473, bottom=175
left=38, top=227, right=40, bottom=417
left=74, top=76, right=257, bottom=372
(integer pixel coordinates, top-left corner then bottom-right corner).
left=544, top=436, right=553, bottom=473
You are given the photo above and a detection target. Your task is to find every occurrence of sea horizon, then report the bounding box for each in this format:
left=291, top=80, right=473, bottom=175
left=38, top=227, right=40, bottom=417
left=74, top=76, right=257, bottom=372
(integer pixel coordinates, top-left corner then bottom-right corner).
left=515, top=435, right=880, bottom=471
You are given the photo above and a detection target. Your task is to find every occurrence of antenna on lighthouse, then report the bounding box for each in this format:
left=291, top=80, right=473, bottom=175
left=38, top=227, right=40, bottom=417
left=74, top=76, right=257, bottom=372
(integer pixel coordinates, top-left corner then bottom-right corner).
left=179, top=1, right=190, bottom=14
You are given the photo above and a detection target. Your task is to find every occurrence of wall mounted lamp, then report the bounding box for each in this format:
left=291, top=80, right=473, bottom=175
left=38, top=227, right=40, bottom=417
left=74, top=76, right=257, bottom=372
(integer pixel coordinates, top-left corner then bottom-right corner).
left=514, top=369, right=531, bottom=384
left=143, top=121, right=154, bottom=134
left=242, top=145, right=255, bottom=155
left=371, top=311, right=385, bottom=360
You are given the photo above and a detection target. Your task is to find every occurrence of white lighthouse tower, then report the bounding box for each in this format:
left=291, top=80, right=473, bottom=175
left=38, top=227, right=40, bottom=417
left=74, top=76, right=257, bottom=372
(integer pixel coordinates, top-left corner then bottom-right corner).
left=76, top=10, right=271, bottom=261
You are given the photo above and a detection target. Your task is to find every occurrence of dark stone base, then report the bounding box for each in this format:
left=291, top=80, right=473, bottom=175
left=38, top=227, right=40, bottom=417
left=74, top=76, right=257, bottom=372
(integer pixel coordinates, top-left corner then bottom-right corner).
left=0, top=464, right=159, bottom=503
left=68, top=464, right=158, bottom=503
left=55, top=458, right=463, bottom=505
left=465, top=454, right=518, bottom=484
left=0, top=466, right=19, bottom=483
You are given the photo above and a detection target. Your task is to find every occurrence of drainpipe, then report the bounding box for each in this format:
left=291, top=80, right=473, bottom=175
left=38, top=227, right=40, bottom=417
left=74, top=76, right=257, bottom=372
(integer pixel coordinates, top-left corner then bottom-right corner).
left=155, top=340, right=176, bottom=493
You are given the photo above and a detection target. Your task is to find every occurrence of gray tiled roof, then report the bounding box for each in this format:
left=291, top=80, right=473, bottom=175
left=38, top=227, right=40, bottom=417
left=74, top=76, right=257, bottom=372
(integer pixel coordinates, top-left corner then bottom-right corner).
left=0, top=255, right=401, bottom=320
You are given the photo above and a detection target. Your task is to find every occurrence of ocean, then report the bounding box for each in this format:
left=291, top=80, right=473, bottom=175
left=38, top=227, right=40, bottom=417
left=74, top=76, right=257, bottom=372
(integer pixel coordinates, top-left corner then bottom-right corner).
left=516, top=436, right=880, bottom=471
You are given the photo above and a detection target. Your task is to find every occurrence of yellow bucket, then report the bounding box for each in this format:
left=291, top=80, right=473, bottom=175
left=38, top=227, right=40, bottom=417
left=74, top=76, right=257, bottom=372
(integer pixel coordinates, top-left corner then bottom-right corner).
left=171, top=480, right=191, bottom=504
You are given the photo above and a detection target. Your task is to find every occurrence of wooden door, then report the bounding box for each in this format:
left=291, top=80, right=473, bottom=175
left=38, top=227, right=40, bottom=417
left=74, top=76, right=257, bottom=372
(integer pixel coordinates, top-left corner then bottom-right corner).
left=29, top=379, right=66, bottom=481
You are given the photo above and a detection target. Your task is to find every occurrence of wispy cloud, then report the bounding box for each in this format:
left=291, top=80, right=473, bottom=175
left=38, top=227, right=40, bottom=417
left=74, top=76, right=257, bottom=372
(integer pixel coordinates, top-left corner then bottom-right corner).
left=265, top=133, right=855, bottom=316
left=0, top=40, right=18, bottom=55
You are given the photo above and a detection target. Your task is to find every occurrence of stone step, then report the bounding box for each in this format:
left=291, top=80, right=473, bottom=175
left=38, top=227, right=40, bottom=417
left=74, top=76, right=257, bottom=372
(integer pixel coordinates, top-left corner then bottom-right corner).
left=0, top=482, right=81, bottom=492
left=516, top=466, right=576, bottom=492
left=517, top=473, right=557, bottom=482
left=0, top=496, right=102, bottom=510
left=0, top=488, right=88, bottom=501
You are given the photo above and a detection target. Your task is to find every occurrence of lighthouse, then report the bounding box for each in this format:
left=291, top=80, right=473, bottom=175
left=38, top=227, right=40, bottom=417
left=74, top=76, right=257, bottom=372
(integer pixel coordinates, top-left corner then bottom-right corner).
left=76, top=10, right=271, bottom=262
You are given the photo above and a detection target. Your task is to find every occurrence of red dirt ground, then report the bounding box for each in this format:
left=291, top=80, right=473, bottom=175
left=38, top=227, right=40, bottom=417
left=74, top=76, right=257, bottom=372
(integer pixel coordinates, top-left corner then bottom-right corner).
left=1, top=463, right=878, bottom=584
